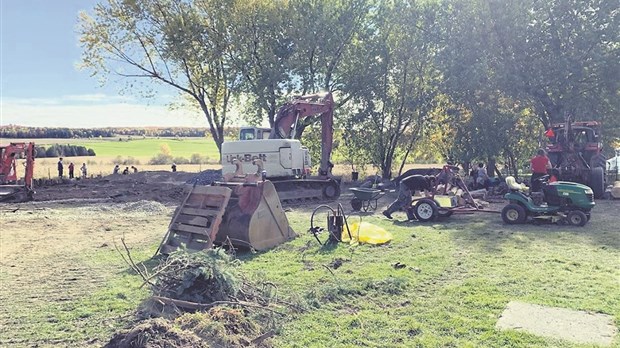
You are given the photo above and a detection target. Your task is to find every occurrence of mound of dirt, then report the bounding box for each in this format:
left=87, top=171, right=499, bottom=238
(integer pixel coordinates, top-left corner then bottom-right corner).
left=105, top=318, right=207, bottom=348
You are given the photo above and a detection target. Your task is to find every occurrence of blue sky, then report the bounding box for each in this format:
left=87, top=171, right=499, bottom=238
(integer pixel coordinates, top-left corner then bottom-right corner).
left=0, top=0, right=206, bottom=127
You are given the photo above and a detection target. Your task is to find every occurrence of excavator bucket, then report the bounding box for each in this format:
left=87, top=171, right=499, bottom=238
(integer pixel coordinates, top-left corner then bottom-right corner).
left=159, top=159, right=296, bottom=254
left=215, top=178, right=296, bottom=250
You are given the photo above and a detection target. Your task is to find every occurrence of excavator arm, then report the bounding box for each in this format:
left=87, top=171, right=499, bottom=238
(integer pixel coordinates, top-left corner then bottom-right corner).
left=269, top=92, right=334, bottom=178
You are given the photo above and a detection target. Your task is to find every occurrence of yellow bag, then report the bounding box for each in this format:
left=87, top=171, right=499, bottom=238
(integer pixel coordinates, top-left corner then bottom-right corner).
left=341, top=221, right=393, bottom=245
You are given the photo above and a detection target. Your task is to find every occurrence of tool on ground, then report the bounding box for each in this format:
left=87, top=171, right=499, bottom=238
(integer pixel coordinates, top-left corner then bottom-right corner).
left=309, top=203, right=353, bottom=245
left=159, top=159, right=296, bottom=254
left=0, top=142, right=35, bottom=202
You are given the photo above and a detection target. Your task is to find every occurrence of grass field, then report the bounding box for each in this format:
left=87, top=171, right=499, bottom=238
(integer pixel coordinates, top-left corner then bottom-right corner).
left=1, top=200, right=618, bottom=347
left=15, top=137, right=221, bottom=159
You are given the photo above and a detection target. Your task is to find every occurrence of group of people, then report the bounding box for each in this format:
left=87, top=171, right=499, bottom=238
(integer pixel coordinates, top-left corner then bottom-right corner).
left=113, top=164, right=138, bottom=175
left=57, top=157, right=87, bottom=179
left=382, top=148, right=557, bottom=220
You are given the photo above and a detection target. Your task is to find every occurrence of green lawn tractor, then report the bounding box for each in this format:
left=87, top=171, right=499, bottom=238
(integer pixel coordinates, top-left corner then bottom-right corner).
left=501, top=176, right=595, bottom=226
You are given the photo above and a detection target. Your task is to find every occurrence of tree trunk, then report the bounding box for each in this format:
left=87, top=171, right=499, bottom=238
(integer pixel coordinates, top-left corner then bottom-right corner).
left=487, top=157, right=496, bottom=177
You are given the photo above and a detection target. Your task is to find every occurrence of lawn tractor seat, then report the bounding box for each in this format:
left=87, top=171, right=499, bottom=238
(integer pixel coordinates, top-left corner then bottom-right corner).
left=505, top=176, right=528, bottom=192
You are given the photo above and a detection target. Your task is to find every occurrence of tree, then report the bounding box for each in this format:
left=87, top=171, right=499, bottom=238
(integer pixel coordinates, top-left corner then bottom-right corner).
left=226, top=0, right=296, bottom=128
left=437, top=0, right=620, bottom=128
left=79, top=0, right=239, bottom=156
left=341, top=1, right=441, bottom=179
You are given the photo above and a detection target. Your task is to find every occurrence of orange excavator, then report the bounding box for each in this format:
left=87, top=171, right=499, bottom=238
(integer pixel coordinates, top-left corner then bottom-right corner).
left=0, top=142, right=35, bottom=202
left=221, top=92, right=340, bottom=204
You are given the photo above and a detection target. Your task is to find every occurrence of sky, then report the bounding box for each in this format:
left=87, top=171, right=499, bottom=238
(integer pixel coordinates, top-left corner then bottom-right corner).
left=0, top=0, right=207, bottom=128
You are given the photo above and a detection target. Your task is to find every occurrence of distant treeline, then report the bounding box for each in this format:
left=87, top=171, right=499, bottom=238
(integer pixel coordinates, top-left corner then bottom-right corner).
left=34, top=145, right=96, bottom=158
left=0, top=125, right=210, bottom=138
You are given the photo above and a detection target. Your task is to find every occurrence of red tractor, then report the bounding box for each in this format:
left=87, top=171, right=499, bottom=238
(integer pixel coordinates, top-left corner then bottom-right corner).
left=545, top=119, right=606, bottom=198
left=0, top=142, right=35, bottom=202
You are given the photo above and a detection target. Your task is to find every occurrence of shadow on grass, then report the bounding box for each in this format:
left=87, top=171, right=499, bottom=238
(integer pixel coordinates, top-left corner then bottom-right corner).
left=446, top=201, right=620, bottom=251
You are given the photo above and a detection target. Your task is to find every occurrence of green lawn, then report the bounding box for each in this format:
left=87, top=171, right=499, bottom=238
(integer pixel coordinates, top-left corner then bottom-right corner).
left=2, top=201, right=618, bottom=347
left=19, top=137, right=220, bottom=159
left=241, top=204, right=619, bottom=348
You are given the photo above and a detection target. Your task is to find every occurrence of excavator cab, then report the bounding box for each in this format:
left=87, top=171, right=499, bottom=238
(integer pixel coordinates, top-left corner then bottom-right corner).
left=0, top=142, right=35, bottom=202
left=239, top=127, right=272, bottom=140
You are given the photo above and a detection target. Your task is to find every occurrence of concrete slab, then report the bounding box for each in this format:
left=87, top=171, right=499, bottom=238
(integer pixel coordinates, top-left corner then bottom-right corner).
left=496, top=301, right=617, bottom=346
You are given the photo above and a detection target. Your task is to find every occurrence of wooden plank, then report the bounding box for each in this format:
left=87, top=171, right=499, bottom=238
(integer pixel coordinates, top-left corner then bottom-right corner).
left=190, top=185, right=231, bottom=196
left=180, top=207, right=223, bottom=217
left=175, top=214, right=212, bottom=227
left=171, top=222, right=212, bottom=235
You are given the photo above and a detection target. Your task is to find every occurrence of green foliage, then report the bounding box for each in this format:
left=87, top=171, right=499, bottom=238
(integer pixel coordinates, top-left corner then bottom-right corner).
left=154, top=248, right=241, bottom=304
left=38, top=144, right=96, bottom=158
left=113, top=155, right=140, bottom=166
left=189, top=153, right=210, bottom=164
left=149, top=154, right=173, bottom=165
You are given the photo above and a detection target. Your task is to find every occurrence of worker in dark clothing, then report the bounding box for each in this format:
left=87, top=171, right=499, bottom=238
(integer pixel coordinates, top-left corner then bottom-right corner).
left=383, top=175, right=434, bottom=219
left=57, top=157, right=64, bottom=178
left=68, top=162, right=75, bottom=179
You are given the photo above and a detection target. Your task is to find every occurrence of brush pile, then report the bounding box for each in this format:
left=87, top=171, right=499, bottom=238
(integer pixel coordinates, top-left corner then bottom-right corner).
left=108, top=246, right=299, bottom=347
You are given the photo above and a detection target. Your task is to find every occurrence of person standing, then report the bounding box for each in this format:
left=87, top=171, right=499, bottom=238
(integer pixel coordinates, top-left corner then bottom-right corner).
left=530, top=148, right=552, bottom=191
left=383, top=175, right=434, bottom=220
left=68, top=162, right=75, bottom=179
left=476, top=163, right=489, bottom=190
left=57, top=157, right=64, bottom=178
left=81, top=163, right=88, bottom=179
left=171, top=163, right=177, bottom=172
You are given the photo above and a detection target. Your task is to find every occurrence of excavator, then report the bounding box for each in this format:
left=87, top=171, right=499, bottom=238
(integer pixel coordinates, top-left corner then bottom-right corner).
left=221, top=92, right=340, bottom=204
left=0, top=142, right=35, bottom=202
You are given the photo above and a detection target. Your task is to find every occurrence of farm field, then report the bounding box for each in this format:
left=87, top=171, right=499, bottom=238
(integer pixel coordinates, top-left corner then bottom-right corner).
left=11, top=137, right=220, bottom=159
left=0, top=189, right=618, bottom=347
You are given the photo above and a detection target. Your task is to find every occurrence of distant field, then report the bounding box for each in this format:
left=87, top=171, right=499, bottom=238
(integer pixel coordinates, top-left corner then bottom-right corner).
left=9, top=137, right=220, bottom=159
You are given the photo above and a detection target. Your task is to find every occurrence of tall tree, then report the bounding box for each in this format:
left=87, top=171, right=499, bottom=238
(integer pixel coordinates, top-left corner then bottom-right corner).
left=344, top=1, right=441, bottom=178
left=79, top=0, right=239, bottom=155
left=226, top=0, right=296, bottom=128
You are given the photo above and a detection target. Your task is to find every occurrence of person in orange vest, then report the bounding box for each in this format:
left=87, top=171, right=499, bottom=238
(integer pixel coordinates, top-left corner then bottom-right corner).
left=530, top=149, right=552, bottom=191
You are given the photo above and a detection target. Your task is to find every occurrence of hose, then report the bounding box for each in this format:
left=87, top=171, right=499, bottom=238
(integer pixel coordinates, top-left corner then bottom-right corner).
left=309, top=203, right=356, bottom=245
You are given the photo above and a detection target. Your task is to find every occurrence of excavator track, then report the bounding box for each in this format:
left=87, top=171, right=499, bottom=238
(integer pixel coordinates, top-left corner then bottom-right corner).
left=273, top=178, right=341, bottom=206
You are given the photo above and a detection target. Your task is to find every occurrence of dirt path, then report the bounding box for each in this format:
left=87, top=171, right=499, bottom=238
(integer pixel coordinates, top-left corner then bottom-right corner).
left=0, top=202, right=171, bottom=347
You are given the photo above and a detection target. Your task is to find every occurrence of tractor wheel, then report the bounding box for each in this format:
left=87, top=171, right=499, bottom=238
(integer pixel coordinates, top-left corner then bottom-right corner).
left=590, top=167, right=605, bottom=199
left=567, top=210, right=588, bottom=227
left=350, top=199, right=363, bottom=211
left=414, top=199, right=438, bottom=222
left=501, top=204, right=527, bottom=224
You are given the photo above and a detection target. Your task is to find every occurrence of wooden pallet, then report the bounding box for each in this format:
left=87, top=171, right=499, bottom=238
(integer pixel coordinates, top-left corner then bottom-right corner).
left=159, top=185, right=232, bottom=254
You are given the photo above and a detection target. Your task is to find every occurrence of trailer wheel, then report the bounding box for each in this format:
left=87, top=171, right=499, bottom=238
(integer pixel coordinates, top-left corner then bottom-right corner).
left=350, top=199, right=363, bottom=211
left=590, top=167, right=604, bottom=199
left=414, top=199, right=438, bottom=222
left=501, top=204, right=526, bottom=224
left=437, top=210, right=453, bottom=218
left=567, top=210, right=587, bottom=227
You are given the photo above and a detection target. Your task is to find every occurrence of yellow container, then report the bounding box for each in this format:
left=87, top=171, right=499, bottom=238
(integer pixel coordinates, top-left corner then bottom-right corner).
left=434, top=195, right=457, bottom=208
